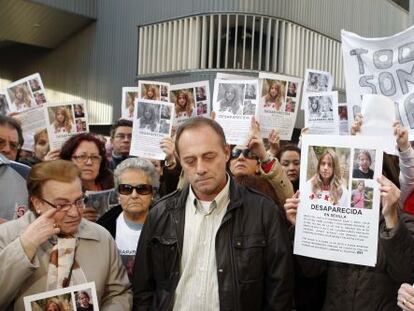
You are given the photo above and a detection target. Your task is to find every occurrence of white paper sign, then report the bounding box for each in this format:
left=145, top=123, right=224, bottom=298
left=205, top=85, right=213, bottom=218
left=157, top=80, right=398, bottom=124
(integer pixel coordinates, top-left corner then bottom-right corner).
left=24, top=282, right=99, bottom=311
left=301, top=69, right=333, bottom=109
left=14, top=106, right=48, bottom=152
left=212, top=79, right=259, bottom=145
left=5, top=73, right=47, bottom=113
left=342, top=26, right=414, bottom=139
left=294, top=135, right=384, bottom=267
left=358, top=94, right=396, bottom=154
left=170, top=81, right=210, bottom=129
left=130, top=99, right=174, bottom=160
left=121, top=87, right=139, bottom=120
left=45, top=101, right=89, bottom=149
left=258, top=72, right=303, bottom=140
left=304, top=92, right=339, bottom=135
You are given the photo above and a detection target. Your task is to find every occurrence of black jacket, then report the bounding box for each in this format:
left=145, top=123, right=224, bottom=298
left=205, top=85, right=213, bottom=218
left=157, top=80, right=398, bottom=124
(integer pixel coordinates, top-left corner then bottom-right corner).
left=295, top=213, right=414, bottom=311
left=132, top=177, right=294, bottom=311
left=96, top=205, right=123, bottom=238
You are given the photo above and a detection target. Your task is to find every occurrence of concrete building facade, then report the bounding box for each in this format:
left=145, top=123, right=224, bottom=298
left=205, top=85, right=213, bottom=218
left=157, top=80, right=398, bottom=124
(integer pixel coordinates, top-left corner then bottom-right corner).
left=0, top=0, right=409, bottom=131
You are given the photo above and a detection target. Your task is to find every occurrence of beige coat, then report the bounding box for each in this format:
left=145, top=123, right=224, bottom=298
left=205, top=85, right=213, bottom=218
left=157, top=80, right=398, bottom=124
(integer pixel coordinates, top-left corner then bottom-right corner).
left=258, top=156, right=294, bottom=208
left=0, top=211, right=132, bottom=311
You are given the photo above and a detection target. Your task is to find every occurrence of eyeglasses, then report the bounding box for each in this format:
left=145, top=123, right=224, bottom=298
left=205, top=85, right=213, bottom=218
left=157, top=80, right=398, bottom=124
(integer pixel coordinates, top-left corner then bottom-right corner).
left=0, top=138, right=20, bottom=151
left=72, top=154, right=102, bottom=163
left=118, top=184, right=153, bottom=195
left=38, top=195, right=87, bottom=212
left=231, top=148, right=257, bottom=160
left=114, top=133, right=132, bottom=140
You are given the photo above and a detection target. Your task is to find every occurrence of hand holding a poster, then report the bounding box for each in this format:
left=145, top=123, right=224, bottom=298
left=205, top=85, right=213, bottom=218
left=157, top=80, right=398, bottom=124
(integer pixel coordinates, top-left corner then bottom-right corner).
left=397, top=283, right=414, bottom=311
left=394, top=122, right=410, bottom=152
left=160, top=136, right=176, bottom=167
left=268, top=129, right=281, bottom=156
left=378, top=175, right=400, bottom=229
left=245, top=117, right=268, bottom=162
left=350, top=113, right=363, bottom=135
left=20, top=208, right=60, bottom=260
left=43, top=148, right=61, bottom=161
left=284, top=191, right=300, bottom=225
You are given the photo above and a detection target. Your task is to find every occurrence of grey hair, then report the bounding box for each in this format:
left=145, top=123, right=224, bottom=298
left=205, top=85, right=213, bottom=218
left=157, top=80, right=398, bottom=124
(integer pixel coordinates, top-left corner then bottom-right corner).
left=114, top=157, right=160, bottom=190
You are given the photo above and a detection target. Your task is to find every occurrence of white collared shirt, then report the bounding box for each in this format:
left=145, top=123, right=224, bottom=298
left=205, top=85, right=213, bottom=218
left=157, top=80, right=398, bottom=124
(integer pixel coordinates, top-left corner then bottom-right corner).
left=173, top=177, right=230, bottom=311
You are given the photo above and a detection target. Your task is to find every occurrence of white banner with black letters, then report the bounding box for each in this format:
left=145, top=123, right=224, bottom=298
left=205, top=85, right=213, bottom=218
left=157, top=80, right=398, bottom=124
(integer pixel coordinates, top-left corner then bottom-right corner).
left=342, top=26, right=414, bottom=139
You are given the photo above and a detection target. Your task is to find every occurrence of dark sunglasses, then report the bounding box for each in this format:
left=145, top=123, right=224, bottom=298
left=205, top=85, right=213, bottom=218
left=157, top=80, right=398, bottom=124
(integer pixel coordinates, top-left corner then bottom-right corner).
left=118, top=184, right=153, bottom=195
left=231, top=148, right=257, bottom=159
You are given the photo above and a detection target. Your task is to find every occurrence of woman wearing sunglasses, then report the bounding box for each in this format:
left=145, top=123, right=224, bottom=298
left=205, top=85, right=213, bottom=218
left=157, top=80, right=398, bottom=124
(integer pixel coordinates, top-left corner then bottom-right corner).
left=228, top=118, right=293, bottom=209
left=97, top=157, right=159, bottom=281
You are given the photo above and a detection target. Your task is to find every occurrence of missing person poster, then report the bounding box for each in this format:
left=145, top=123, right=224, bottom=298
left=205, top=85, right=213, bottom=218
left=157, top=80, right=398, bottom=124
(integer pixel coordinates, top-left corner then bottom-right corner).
left=24, top=282, right=99, bottom=311
left=304, top=91, right=339, bottom=135
left=212, top=79, right=259, bottom=145
left=342, top=26, right=414, bottom=139
left=45, top=101, right=89, bottom=149
left=130, top=99, right=174, bottom=160
left=301, top=69, right=333, bottom=110
left=121, top=87, right=139, bottom=120
left=14, top=106, right=48, bottom=152
left=259, top=72, right=303, bottom=140
left=170, top=81, right=210, bottom=128
left=294, top=135, right=384, bottom=267
left=5, top=73, right=47, bottom=113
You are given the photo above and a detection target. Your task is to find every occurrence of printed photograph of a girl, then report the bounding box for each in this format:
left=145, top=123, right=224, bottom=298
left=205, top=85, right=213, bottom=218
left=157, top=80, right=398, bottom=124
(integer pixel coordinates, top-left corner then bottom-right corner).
left=305, top=146, right=350, bottom=206
left=261, top=79, right=286, bottom=111
left=351, top=179, right=373, bottom=209
left=137, top=102, right=160, bottom=132
left=171, top=89, right=195, bottom=119
left=48, top=106, right=75, bottom=134
left=8, top=83, right=35, bottom=111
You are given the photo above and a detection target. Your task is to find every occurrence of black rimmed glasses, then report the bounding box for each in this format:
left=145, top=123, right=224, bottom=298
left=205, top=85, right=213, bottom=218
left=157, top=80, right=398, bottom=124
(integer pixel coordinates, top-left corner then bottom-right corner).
left=118, top=184, right=153, bottom=195
left=38, top=195, right=87, bottom=212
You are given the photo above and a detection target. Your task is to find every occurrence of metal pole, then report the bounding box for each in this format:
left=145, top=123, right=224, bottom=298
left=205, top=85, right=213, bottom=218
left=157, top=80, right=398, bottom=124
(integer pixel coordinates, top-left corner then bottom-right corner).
left=410, top=0, right=414, bottom=26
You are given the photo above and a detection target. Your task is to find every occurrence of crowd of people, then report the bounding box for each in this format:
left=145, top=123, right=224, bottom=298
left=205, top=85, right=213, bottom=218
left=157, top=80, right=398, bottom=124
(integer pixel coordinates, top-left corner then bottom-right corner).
left=1, top=106, right=414, bottom=311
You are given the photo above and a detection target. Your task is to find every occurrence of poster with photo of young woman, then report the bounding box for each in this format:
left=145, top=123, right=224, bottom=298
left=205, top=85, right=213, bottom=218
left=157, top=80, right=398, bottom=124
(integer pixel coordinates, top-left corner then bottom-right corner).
left=294, top=135, right=384, bottom=267
left=5, top=73, right=48, bottom=113
left=44, top=101, right=90, bottom=149
left=258, top=72, right=303, bottom=140
left=121, top=87, right=139, bottom=120
left=212, top=78, right=259, bottom=145
left=130, top=99, right=174, bottom=160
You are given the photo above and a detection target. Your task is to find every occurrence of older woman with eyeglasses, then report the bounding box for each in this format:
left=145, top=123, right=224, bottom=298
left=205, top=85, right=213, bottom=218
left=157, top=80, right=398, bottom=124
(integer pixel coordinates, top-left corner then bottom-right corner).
left=60, top=133, right=114, bottom=221
left=97, top=157, right=159, bottom=281
left=0, top=160, right=132, bottom=310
